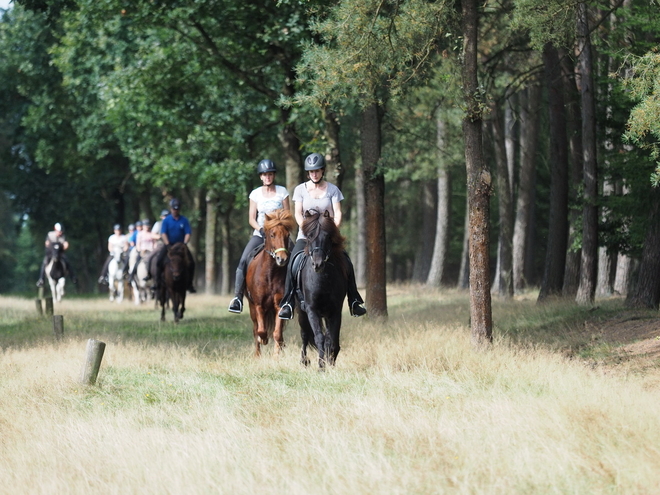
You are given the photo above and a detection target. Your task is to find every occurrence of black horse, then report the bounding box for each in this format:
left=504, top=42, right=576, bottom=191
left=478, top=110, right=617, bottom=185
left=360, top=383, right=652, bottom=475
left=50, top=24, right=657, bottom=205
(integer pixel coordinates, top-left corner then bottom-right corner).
left=158, top=243, right=190, bottom=323
left=298, top=209, right=349, bottom=369
left=46, top=242, right=68, bottom=302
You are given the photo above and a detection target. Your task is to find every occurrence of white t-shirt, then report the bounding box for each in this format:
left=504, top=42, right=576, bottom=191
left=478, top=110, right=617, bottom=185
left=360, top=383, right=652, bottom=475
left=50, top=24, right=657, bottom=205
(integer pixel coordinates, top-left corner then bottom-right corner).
left=108, top=234, right=128, bottom=254
left=292, top=181, right=344, bottom=240
left=248, top=185, right=290, bottom=237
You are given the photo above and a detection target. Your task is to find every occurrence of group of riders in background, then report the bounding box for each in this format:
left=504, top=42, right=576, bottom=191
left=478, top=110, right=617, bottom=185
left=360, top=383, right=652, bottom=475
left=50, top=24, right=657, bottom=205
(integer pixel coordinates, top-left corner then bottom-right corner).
left=35, top=153, right=365, bottom=321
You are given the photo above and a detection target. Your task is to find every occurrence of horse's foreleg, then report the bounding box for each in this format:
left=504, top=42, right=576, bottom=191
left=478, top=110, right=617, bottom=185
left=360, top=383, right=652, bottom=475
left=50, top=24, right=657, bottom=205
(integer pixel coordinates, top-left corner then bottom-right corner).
left=325, top=313, right=342, bottom=366
left=306, top=311, right=327, bottom=369
left=172, top=292, right=180, bottom=323
left=254, top=306, right=268, bottom=345
left=273, top=315, right=285, bottom=356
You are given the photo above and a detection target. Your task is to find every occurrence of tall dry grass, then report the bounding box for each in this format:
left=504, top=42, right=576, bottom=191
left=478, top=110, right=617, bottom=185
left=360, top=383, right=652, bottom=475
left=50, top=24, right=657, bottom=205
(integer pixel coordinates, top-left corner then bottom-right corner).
left=1, top=289, right=660, bottom=494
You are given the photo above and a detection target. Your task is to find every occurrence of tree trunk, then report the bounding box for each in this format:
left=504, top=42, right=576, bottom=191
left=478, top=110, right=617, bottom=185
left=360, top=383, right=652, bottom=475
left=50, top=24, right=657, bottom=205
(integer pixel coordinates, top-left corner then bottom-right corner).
left=413, top=180, right=437, bottom=283
left=457, top=195, right=470, bottom=290
left=361, top=102, right=388, bottom=318
left=280, top=106, right=303, bottom=194
left=462, top=0, right=492, bottom=346
left=204, top=194, right=218, bottom=295
left=354, top=160, right=367, bottom=288
left=512, top=85, right=540, bottom=292
left=426, top=111, right=451, bottom=287
left=538, top=43, right=569, bottom=302
left=626, top=189, right=660, bottom=309
left=575, top=1, right=599, bottom=306
left=323, top=106, right=345, bottom=191
left=490, top=102, right=514, bottom=298
left=561, top=50, right=583, bottom=297
left=219, top=209, right=231, bottom=294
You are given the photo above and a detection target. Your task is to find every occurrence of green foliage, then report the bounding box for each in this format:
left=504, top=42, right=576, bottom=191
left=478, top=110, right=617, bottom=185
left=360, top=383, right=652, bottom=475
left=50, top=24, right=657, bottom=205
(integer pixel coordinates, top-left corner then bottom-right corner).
left=296, top=0, right=458, bottom=106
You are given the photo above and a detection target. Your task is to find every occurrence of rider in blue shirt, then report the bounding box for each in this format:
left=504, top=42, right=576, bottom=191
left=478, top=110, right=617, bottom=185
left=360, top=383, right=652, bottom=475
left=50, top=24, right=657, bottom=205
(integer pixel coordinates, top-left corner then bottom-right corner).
left=151, top=198, right=196, bottom=293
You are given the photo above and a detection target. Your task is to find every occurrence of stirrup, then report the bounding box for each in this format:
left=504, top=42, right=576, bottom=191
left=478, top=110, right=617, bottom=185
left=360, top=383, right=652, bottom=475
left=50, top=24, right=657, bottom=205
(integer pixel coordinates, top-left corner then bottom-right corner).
left=350, top=300, right=367, bottom=317
left=36, top=279, right=44, bottom=288
left=228, top=297, right=243, bottom=314
left=278, top=303, right=294, bottom=320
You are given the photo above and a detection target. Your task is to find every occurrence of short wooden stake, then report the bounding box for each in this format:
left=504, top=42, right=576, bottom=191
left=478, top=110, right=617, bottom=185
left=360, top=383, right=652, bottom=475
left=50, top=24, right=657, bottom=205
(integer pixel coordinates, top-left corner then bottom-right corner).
left=53, top=315, right=64, bottom=341
left=44, top=297, right=54, bottom=316
left=35, top=299, right=43, bottom=316
left=80, top=339, right=106, bottom=386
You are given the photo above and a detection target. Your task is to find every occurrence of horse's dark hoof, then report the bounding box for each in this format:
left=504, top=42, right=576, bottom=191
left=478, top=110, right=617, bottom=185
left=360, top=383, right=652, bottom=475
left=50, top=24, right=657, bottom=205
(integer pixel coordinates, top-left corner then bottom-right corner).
left=301, top=357, right=310, bottom=367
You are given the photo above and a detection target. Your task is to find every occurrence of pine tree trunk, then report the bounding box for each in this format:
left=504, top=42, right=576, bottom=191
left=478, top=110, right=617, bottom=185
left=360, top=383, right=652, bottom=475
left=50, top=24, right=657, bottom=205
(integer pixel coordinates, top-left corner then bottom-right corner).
left=490, top=103, right=514, bottom=298
left=353, top=162, right=366, bottom=288
left=426, top=112, right=451, bottom=287
left=457, top=196, right=470, bottom=290
left=220, top=210, right=231, bottom=295
left=561, top=51, right=583, bottom=297
left=280, top=106, right=303, bottom=194
left=538, top=43, right=569, bottom=302
left=512, top=85, right=540, bottom=292
left=575, top=1, right=599, bottom=306
left=204, top=194, right=218, bottom=295
left=323, top=106, right=344, bottom=191
left=413, top=180, right=437, bottom=283
left=462, top=0, right=492, bottom=346
left=361, top=102, right=388, bottom=318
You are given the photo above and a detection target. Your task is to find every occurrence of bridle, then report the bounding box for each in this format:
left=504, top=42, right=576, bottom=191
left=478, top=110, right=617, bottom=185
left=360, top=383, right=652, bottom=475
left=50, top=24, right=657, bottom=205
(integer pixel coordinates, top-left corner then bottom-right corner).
left=308, top=245, right=330, bottom=264
left=266, top=246, right=289, bottom=259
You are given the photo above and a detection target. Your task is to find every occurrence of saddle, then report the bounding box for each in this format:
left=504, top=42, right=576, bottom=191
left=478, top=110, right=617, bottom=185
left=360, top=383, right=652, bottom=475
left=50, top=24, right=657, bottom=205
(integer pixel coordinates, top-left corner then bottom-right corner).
left=245, top=243, right=265, bottom=267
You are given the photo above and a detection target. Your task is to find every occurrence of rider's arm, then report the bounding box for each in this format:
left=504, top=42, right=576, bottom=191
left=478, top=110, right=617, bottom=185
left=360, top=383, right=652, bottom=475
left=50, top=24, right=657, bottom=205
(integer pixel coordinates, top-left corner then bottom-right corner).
left=184, top=233, right=191, bottom=245
left=161, top=233, right=170, bottom=246
left=248, top=199, right=260, bottom=232
left=332, top=200, right=342, bottom=228
left=294, top=200, right=304, bottom=228
left=283, top=196, right=291, bottom=212
left=62, top=241, right=70, bottom=250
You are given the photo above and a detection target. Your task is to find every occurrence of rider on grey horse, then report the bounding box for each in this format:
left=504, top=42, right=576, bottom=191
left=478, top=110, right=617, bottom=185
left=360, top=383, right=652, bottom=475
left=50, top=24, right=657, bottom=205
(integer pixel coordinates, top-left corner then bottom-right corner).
left=98, top=224, right=129, bottom=285
left=36, top=222, right=77, bottom=287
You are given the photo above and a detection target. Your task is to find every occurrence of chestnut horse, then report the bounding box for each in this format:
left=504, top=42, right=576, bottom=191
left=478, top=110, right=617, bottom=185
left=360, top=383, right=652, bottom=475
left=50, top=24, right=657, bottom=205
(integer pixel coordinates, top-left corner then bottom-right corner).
left=245, top=208, right=295, bottom=356
left=298, top=209, right=348, bottom=369
left=158, top=243, right=189, bottom=323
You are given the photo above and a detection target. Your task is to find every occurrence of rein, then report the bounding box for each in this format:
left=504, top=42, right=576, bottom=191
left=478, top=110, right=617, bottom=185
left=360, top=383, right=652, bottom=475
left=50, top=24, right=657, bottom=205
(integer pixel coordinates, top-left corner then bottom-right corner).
left=309, top=245, right=329, bottom=263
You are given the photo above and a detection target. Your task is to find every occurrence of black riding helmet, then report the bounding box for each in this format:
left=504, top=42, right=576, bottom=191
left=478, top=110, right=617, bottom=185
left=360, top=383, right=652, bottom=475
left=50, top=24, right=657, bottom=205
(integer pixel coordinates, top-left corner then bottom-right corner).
left=304, top=153, right=325, bottom=171
left=257, top=159, right=277, bottom=174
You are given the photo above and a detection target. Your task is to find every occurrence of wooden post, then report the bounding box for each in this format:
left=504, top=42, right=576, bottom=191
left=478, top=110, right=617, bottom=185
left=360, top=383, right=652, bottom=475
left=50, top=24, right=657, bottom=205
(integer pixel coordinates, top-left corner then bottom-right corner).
left=80, top=339, right=106, bottom=385
left=53, top=315, right=64, bottom=341
left=35, top=299, right=43, bottom=316
left=44, top=297, right=54, bottom=316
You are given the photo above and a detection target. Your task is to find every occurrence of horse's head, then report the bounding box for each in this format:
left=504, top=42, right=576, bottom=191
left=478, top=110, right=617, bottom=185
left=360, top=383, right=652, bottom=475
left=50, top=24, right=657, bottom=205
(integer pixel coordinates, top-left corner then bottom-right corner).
left=302, top=209, right=344, bottom=273
left=111, top=247, right=124, bottom=262
left=263, top=209, right=295, bottom=267
left=166, top=243, right=187, bottom=282
left=50, top=242, right=63, bottom=261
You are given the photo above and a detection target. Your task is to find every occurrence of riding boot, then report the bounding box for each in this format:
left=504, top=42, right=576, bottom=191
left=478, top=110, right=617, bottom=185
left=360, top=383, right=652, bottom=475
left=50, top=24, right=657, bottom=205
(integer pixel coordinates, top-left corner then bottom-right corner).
left=228, top=269, right=245, bottom=313
left=278, top=255, right=301, bottom=320
left=345, top=252, right=366, bottom=317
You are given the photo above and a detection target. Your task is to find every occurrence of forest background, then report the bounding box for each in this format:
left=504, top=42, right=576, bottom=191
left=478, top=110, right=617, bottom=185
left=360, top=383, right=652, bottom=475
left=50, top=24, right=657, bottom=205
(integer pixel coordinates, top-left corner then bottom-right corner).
left=1, top=0, right=660, bottom=330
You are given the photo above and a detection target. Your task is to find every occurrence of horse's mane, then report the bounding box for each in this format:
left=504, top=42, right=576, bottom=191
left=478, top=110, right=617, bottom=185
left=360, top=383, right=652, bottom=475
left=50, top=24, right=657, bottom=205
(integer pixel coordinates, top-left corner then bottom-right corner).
left=302, top=209, right=345, bottom=255
left=264, top=208, right=296, bottom=233
left=168, top=243, right=187, bottom=257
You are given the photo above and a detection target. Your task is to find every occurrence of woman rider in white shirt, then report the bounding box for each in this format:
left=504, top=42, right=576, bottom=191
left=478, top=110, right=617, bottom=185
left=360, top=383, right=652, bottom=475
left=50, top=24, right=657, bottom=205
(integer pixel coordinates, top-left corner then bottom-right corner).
left=278, top=153, right=366, bottom=320
left=228, top=159, right=291, bottom=313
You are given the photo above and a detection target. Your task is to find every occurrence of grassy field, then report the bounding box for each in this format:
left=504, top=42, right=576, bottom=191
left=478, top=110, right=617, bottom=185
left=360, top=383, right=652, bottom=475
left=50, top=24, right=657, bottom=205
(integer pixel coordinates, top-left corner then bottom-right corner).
left=1, top=287, right=660, bottom=494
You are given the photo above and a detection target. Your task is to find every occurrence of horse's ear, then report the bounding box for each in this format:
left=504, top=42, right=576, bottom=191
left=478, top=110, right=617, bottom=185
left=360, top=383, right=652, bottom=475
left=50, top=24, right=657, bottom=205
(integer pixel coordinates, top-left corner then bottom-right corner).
left=323, top=210, right=331, bottom=218
left=304, top=210, right=312, bottom=219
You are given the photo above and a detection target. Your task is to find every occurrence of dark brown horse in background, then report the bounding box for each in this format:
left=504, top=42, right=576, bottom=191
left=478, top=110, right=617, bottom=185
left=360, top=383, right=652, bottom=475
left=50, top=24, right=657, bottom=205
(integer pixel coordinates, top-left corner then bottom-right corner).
left=298, top=209, right=348, bottom=369
left=245, top=208, right=295, bottom=356
left=158, top=242, right=190, bottom=323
